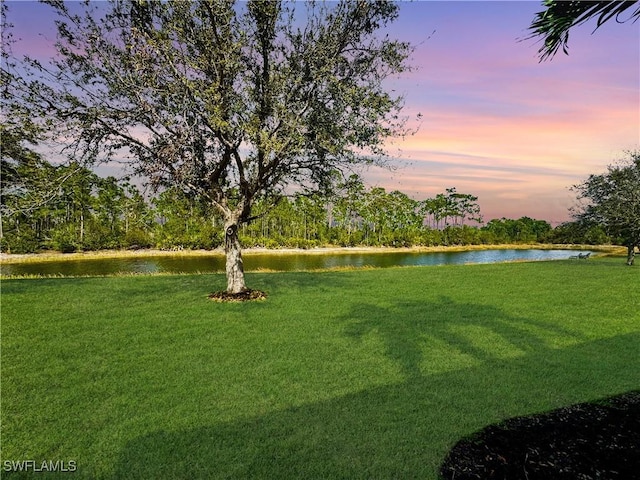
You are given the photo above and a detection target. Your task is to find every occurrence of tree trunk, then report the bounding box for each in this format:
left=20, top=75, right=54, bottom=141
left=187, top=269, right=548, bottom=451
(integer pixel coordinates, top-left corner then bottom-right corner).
left=80, top=212, right=84, bottom=243
left=627, top=244, right=636, bottom=266
left=224, top=222, right=247, bottom=293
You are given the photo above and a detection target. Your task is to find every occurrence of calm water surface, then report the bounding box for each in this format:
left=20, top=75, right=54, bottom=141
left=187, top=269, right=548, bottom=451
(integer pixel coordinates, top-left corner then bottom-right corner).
left=1, top=249, right=588, bottom=277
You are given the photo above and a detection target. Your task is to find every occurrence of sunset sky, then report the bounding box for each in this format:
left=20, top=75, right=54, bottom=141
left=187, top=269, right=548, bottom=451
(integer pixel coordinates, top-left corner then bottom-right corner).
left=5, top=1, right=639, bottom=224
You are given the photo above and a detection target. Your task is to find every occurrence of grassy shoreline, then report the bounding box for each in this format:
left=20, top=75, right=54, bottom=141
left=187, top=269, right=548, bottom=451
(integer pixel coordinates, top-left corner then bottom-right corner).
left=0, top=243, right=625, bottom=264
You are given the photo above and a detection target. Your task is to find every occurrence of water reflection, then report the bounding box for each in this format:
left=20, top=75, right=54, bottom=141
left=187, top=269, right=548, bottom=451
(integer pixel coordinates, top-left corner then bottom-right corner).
left=1, top=249, right=590, bottom=277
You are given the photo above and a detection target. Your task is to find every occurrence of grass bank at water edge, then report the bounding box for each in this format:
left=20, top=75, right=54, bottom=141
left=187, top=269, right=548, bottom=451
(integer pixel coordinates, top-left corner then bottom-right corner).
left=1, top=256, right=639, bottom=479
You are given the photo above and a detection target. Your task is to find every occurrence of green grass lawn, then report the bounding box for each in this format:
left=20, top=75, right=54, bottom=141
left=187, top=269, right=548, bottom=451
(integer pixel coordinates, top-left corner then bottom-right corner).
left=2, top=257, right=639, bottom=479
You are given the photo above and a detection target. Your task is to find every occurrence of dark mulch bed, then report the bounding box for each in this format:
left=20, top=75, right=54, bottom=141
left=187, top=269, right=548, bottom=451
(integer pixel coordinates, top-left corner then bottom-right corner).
left=440, top=391, right=640, bottom=480
left=208, top=289, right=267, bottom=302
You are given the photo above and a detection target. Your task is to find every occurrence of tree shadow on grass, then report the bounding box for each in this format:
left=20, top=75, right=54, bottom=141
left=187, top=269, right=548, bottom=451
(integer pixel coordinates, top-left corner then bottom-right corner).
left=108, top=296, right=639, bottom=480
left=341, top=296, right=587, bottom=379
left=109, top=335, right=639, bottom=480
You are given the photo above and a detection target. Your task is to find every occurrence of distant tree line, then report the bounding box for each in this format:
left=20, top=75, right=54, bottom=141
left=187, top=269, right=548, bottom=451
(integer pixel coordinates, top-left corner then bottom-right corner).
left=0, top=157, right=622, bottom=254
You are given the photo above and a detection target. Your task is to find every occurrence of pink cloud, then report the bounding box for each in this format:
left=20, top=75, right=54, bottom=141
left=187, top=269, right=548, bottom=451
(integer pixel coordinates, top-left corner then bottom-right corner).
left=372, top=2, right=639, bottom=224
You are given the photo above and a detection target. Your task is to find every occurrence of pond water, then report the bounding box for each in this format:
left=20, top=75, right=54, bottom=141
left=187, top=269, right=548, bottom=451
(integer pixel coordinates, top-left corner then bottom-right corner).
left=1, top=249, right=589, bottom=277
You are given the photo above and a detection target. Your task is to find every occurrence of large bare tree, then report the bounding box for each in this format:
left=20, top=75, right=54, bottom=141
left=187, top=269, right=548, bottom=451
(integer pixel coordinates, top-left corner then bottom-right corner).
left=4, top=0, right=413, bottom=294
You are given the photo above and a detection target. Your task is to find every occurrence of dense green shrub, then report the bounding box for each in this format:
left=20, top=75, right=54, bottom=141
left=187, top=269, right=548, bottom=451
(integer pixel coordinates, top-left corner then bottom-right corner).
left=0, top=230, right=40, bottom=254
left=49, top=225, right=80, bottom=253
left=124, top=229, right=154, bottom=250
